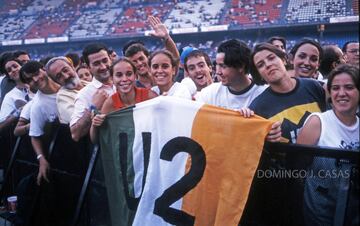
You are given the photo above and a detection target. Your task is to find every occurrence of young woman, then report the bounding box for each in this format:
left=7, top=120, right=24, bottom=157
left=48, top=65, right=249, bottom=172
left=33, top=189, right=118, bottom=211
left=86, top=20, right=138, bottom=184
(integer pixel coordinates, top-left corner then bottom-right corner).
left=0, top=57, right=31, bottom=132
left=76, top=65, right=93, bottom=82
left=289, top=38, right=323, bottom=79
left=149, top=50, right=193, bottom=99
left=90, top=58, right=157, bottom=143
left=297, top=64, right=359, bottom=226
left=249, top=43, right=326, bottom=143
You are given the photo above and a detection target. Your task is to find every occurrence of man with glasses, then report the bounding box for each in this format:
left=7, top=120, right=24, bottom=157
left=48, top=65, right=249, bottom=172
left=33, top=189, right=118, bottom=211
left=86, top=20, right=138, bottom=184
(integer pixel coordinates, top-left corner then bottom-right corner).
left=342, top=41, right=359, bottom=66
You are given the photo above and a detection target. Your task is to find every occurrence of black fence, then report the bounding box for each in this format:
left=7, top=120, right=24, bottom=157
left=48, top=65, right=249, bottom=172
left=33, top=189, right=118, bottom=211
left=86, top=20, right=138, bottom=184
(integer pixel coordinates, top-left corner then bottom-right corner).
left=0, top=122, right=359, bottom=226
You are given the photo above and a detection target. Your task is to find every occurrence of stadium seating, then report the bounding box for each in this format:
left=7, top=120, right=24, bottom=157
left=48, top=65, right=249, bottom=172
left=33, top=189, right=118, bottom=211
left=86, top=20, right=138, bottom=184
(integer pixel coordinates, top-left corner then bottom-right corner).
left=285, top=0, right=348, bottom=23
left=164, top=0, right=226, bottom=29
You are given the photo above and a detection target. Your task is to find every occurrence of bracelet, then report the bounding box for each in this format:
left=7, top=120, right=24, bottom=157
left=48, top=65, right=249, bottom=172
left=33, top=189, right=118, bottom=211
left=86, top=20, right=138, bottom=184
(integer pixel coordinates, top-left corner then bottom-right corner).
left=36, top=154, right=43, bottom=160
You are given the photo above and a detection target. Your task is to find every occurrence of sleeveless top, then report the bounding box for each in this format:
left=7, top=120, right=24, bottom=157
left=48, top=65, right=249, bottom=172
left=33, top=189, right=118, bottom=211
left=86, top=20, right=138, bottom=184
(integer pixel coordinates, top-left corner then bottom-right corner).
left=111, top=87, right=151, bottom=109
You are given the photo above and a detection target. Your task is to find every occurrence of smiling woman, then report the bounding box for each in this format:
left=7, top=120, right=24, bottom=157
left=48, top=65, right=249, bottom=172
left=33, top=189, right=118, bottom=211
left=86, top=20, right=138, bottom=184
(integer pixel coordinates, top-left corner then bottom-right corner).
left=90, top=57, right=158, bottom=143
left=297, top=64, right=359, bottom=226
left=149, top=50, right=193, bottom=99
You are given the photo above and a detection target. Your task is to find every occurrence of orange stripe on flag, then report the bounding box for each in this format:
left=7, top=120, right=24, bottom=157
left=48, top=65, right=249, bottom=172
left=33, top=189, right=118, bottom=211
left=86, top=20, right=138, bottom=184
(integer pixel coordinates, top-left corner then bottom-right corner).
left=182, top=104, right=272, bottom=226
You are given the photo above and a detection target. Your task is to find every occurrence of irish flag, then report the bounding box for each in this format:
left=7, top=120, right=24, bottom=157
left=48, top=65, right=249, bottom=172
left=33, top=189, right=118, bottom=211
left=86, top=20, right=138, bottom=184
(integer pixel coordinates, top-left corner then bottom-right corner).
left=99, top=96, right=272, bottom=226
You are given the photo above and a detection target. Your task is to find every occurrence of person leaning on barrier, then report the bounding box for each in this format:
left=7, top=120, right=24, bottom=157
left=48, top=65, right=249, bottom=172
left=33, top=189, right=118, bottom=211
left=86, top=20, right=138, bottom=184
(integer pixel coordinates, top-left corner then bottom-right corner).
left=45, top=56, right=89, bottom=124
left=69, top=43, right=115, bottom=141
left=19, top=61, right=60, bottom=185
left=297, top=64, right=359, bottom=226
left=0, top=56, right=31, bottom=133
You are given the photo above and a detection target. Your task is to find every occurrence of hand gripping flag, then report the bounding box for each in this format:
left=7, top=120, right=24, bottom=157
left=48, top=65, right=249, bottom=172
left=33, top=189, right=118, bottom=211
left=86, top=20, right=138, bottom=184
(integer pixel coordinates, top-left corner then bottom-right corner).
left=99, top=96, right=272, bottom=226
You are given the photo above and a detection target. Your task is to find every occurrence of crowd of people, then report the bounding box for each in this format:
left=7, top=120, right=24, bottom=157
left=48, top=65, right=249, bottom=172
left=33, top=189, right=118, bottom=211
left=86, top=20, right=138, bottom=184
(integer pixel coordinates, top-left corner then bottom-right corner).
left=0, top=15, right=359, bottom=225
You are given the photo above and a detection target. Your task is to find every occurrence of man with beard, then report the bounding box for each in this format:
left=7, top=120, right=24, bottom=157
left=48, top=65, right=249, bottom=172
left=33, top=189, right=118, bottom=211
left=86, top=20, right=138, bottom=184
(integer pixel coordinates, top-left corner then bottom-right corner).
left=45, top=57, right=88, bottom=124
left=70, top=43, right=115, bottom=141
left=183, top=49, right=213, bottom=92
left=19, top=61, right=60, bottom=185
left=125, top=16, right=179, bottom=89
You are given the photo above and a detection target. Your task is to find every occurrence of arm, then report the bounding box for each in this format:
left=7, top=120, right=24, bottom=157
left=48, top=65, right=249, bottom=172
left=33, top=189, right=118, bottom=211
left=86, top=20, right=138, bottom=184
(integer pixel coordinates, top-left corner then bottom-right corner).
left=31, top=136, right=50, bottom=185
left=70, top=89, right=109, bottom=141
left=296, top=115, right=321, bottom=145
left=0, top=115, right=17, bottom=133
left=70, top=110, right=92, bottom=142
left=89, top=97, right=113, bottom=144
left=14, top=117, right=30, bottom=136
left=148, top=16, right=180, bottom=64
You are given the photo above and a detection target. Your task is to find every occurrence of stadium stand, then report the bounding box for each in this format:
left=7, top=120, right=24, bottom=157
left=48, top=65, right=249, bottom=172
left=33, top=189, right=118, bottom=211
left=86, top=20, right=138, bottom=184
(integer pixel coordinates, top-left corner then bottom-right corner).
left=108, top=2, right=173, bottom=35
left=164, top=0, right=226, bottom=29
left=0, top=15, right=36, bottom=40
left=285, top=0, right=348, bottom=23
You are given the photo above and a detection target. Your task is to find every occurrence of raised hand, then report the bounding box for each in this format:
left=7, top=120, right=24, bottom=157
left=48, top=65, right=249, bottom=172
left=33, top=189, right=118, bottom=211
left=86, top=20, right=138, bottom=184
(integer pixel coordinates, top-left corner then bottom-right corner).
left=148, top=15, right=170, bottom=40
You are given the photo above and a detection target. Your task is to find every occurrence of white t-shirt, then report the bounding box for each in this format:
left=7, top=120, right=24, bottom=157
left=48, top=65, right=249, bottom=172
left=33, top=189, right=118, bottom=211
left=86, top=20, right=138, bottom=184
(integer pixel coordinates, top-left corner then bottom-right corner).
left=0, top=87, right=30, bottom=122
left=70, top=78, right=115, bottom=127
left=20, top=100, right=33, bottom=121
left=195, top=82, right=267, bottom=110
left=151, top=82, right=193, bottom=100
left=29, top=91, right=58, bottom=137
left=308, top=110, right=359, bottom=149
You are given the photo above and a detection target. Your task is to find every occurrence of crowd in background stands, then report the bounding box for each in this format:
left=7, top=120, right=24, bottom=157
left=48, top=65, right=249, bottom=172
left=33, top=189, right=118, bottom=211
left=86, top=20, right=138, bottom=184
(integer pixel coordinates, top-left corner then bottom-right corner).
left=0, top=0, right=358, bottom=41
left=0, top=13, right=359, bottom=226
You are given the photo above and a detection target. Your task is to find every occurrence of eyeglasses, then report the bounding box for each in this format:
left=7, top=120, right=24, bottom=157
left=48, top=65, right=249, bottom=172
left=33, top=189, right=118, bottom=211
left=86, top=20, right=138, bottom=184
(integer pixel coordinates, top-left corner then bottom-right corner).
left=347, top=49, right=359, bottom=54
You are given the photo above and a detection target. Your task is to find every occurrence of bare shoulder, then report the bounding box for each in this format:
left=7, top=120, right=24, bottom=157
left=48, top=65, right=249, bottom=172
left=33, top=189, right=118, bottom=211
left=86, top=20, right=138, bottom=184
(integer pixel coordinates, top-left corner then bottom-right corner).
left=297, top=114, right=322, bottom=145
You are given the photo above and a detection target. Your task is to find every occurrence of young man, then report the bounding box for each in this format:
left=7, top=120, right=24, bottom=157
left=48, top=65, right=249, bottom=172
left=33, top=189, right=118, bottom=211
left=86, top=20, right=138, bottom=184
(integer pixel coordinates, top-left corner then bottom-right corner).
left=195, top=39, right=267, bottom=110
left=70, top=43, right=115, bottom=141
left=183, top=50, right=213, bottom=91
left=342, top=41, right=359, bottom=66
left=45, top=56, right=88, bottom=124
left=19, top=61, right=60, bottom=185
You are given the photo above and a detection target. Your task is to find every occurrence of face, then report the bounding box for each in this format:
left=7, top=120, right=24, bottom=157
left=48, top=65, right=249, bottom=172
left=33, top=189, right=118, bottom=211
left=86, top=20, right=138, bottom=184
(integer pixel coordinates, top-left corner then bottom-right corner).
left=77, top=67, right=92, bottom=82
left=48, top=60, right=80, bottom=89
left=253, top=49, right=287, bottom=85
left=5, top=60, right=21, bottom=82
left=330, top=73, right=359, bottom=115
left=186, top=56, right=212, bottom=90
left=292, top=44, right=320, bottom=78
left=272, top=40, right=286, bottom=52
left=128, top=51, right=149, bottom=77
left=344, top=42, right=359, bottom=66
left=24, top=68, right=48, bottom=91
left=88, top=49, right=111, bottom=81
left=215, top=52, right=242, bottom=88
left=113, top=61, right=136, bottom=94
left=16, top=54, right=30, bottom=65
left=150, top=53, right=175, bottom=88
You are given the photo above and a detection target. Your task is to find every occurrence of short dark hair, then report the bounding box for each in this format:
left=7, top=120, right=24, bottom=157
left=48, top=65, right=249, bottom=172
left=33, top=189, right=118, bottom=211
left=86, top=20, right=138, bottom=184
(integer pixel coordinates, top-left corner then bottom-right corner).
left=13, top=50, right=29, bottom=58
left=289, top=38, right=323, bottom=62
left=342, top=40, right=358, bottom=53
left=267, top=36, right=287, bottom=50
left=0, top=51, right=14, bottom=74
left=250, top=42, right=288, bottom=85
left=125, top=43, right=149, bottom=58
left=110, top=57, right=136, bottom=76
left=327, top=64, right=359, bottom=98
left=82, top=43, right=109, bottom=66
left=122, top=40, right=145, bottom=55
left=319, top=45, right=342, bottom=77
left=217, top=39, right=251, bottom=74
left=184, top=50, right=212, bottom=72
left=19, top=61, right=44, bottom=84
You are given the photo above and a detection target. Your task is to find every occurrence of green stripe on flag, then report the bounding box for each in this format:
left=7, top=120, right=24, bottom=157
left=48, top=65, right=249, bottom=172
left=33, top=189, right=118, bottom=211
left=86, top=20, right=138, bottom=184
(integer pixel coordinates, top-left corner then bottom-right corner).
left=99, top=107, right=137, bottom=226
